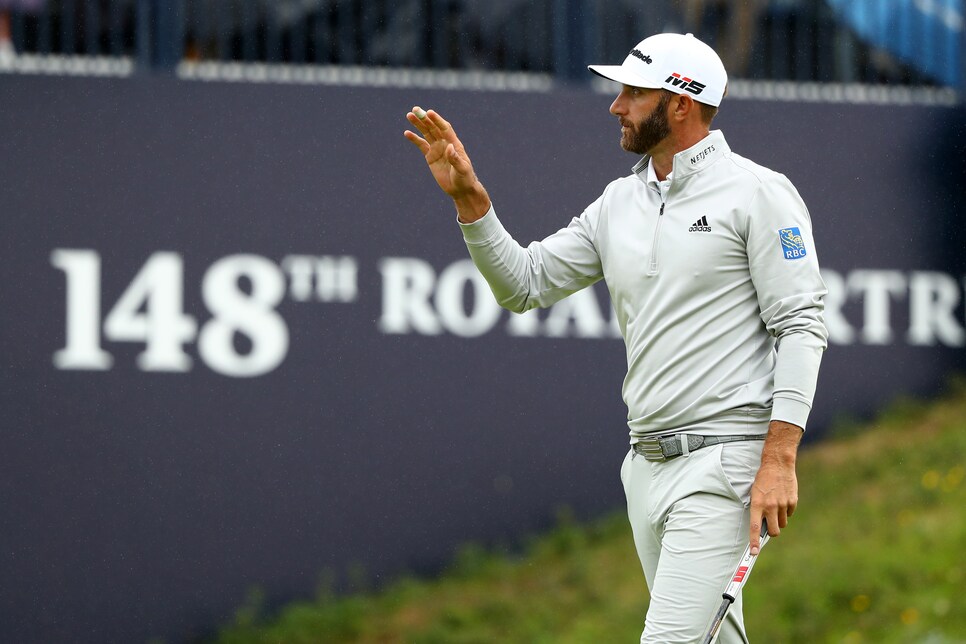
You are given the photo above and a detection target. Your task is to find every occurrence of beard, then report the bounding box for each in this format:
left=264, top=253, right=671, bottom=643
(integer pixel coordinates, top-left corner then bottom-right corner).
left=621, top=91, right=672, bottom=155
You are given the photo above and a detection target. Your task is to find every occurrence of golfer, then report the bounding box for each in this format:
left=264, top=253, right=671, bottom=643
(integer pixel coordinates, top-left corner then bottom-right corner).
left=405, top=32, right=827, bottom=643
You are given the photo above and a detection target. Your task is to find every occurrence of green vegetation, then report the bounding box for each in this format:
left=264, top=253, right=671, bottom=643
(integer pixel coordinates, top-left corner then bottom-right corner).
left=213, top=382, right=966, bottom=644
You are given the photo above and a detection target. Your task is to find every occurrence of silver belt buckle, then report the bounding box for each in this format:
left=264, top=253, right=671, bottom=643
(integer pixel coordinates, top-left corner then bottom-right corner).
left=635, top=436, right=669, bottom=462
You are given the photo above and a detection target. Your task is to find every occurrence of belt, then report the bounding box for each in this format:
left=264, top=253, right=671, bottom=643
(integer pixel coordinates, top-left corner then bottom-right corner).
left=633, top=433, right=767, bottom=462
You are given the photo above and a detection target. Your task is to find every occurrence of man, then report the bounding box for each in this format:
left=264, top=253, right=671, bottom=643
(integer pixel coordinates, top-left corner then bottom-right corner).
left=404, top=32, right=827, bottom=643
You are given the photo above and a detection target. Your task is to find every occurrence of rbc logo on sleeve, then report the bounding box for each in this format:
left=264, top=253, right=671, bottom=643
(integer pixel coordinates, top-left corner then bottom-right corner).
left=778, top=227, right=807, bottom=260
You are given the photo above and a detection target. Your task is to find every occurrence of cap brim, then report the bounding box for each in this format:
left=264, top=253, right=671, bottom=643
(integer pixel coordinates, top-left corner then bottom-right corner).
left=587, top=64, right=662, bottom=89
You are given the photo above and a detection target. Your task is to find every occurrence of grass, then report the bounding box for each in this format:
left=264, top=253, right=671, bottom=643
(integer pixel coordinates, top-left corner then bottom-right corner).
left=211, top=381, right=966, bottom=644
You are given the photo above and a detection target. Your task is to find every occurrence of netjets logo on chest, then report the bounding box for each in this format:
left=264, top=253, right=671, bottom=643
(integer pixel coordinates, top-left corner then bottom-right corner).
left=689, top=216, right=711, bottom=233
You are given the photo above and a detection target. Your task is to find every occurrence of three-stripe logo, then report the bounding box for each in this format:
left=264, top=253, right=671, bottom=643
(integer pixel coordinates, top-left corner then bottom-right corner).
left=689, top=216, right=711, bottom=232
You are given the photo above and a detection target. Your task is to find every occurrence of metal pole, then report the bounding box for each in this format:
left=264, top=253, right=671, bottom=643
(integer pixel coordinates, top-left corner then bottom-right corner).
left=291, top=4, right=307, bottom=63
left=313, top=0, right=326, bottom=64
left=213, top=0, right=225, bottom=61
left=153, top=0, right=184, bottom=70
left=431, top=0, right=447, bottom=68
left=338, top=0, right=355, bottom=65
left=551, top=0, right=594, bottom=83
left=960, top=4, right=965, bottom=99
left=240, top=2, right=258, bottom=62
left=61, top=0, right=76, bottom=54
left=136, top=0, right=182, bottom=73
left=85, top=0, right=100, bottom=55
left=266, top=3, right=282, bottom=62
left=109, top=0, right=124, bottom=56
left=38, top=1, right=51, bottom=54
left=553, top=0, right=572, bottom=81
left=136, top=0, right=152, bottom=71
left=582, top=0, right=598, bottom=79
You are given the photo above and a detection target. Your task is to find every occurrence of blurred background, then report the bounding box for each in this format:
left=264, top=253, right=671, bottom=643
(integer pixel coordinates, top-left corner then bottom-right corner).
left=0, top=0, right=962, bottom=87
left=1, top=1, right=964, bottom=643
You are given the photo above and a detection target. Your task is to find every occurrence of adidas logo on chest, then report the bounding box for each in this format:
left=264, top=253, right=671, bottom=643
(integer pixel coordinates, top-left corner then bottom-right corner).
left=688, top=216, right=711, bottom=233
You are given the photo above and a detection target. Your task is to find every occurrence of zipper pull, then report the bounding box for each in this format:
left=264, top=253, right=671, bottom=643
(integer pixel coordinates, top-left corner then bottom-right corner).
left=647, top=201, right=665, bottom=276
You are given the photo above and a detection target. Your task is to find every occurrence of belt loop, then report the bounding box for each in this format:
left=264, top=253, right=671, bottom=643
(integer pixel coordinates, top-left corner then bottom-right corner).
left=679, top=434, right=690, bottom=458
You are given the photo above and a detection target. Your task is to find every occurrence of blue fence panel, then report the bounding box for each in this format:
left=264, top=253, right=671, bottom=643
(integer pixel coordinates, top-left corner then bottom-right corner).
left=0, top=0, right=960, bottom=89
left=825, top=0, right=963, bottom=87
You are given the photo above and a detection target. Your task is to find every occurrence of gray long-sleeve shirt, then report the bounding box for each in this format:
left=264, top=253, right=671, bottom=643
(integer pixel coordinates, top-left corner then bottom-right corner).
left=459, top=131, right=828, bottom=441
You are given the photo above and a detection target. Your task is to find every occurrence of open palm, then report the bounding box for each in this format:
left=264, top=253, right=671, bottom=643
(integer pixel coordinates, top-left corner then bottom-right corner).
left=404, top=107, right=477, bottom=198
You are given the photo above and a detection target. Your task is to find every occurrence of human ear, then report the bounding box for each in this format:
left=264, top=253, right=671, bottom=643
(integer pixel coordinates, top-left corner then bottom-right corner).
left=673, top=94, right=694, bottom=121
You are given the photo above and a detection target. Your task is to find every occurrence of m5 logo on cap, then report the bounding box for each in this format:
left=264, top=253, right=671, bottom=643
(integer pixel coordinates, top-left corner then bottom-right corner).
left=665, top=72, right=706, bottom=95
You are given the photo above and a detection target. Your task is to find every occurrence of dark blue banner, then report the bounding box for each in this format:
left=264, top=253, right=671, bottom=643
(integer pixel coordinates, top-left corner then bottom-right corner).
left=1, top=74, right=964, bottom=642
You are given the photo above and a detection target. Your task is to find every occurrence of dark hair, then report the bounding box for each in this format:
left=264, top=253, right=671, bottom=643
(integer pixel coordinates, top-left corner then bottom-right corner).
left=663, top=88, right=719, bottom=125
left=699, top=102, right=718, bottom=124
left=699, top=83, right=727, bottom=124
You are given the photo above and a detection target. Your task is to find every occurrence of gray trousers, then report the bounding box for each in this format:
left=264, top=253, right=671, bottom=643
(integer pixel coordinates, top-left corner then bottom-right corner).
left=621, top=440, right=765, bottom=643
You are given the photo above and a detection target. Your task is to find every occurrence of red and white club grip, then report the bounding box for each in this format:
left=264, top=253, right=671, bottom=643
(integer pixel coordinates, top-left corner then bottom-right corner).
left=722, top=523, right=770, bottom=600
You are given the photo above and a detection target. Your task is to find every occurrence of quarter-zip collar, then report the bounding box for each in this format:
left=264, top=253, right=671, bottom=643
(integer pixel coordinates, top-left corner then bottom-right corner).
left=632, top=130, right=730, bottom=186
left=645, top=158, right=673, bottom=201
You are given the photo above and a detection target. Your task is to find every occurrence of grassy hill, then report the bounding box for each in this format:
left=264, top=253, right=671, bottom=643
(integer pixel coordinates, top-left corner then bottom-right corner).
left=212, top=382, right=966, bottom=644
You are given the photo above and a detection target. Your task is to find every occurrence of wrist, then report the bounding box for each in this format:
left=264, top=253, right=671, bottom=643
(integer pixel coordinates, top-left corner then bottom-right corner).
left=453, top=184, right=491, bottom=223
left=762, top=420, right=802, bottom=466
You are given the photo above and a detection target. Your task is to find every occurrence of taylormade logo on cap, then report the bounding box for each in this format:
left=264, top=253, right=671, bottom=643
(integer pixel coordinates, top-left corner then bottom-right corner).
left=587, top=33, right=728, bottom=107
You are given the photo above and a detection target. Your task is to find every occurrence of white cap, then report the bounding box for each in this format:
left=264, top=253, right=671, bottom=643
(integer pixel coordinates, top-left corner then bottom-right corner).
left=588, top=33, right=728, bottom=107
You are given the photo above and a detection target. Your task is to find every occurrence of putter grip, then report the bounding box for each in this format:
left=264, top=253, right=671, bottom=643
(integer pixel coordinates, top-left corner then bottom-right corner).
left=722, top=520, right=769, bottom=601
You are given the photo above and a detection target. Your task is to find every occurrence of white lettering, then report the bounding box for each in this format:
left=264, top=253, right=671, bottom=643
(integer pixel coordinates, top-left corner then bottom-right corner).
left=281, top=255, right=315, bottom=302
left=378, top=257, right=442, bottom=335
left=435, top=260, right=502, bottom=337
left=820, top=269, right=855, bottom=345
left=377, top=258, right=622, bottom=339
left=315, top=256, right=358, bottom=303
left=198, top=255, right=289, bottom=377
left=51, top=249, right=114, bottom=370
left=848, top=270, right=906, bottom=344
left=907, top=271, right=966, bottom=346
left=282, top=255, right=358, bottom=303
left=103, top=252, right=197, bottom=371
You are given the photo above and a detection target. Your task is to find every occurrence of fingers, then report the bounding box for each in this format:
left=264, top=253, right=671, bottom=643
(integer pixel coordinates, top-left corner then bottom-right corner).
left=404, top=106, right=441, bottom=156
left=750, top=501, right=788, bottom=555
left=406, top=106, right=437, bottom=138
left=749, top=501, right=783, bottom=555
left=749, top=511, right=764, bottom=556
left=446, top=143, right=472, bottom=176
left=425, top=109, right=454, bottom=139
left=403, top=129, right=430, bottom=154
left=406, top=107, right=435, bottom=141
left=768, top=511, right=782, bottom=536
left=407, top=106, right=457, bottom=143
left=748, top=457, right=799, bottom=553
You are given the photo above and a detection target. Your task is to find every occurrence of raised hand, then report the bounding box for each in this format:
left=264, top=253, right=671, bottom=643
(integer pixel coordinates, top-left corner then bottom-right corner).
left=404, top=106, right=490, bottom=222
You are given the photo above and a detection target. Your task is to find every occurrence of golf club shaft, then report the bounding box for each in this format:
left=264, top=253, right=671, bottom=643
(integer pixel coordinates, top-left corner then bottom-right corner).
left=700, top=519, right=770, bottom=644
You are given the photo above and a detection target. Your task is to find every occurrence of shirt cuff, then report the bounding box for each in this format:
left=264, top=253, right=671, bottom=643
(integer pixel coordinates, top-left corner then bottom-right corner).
left=458, top=204, right=502, bottom=245
left=771, top=396, right=811, bottom=431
